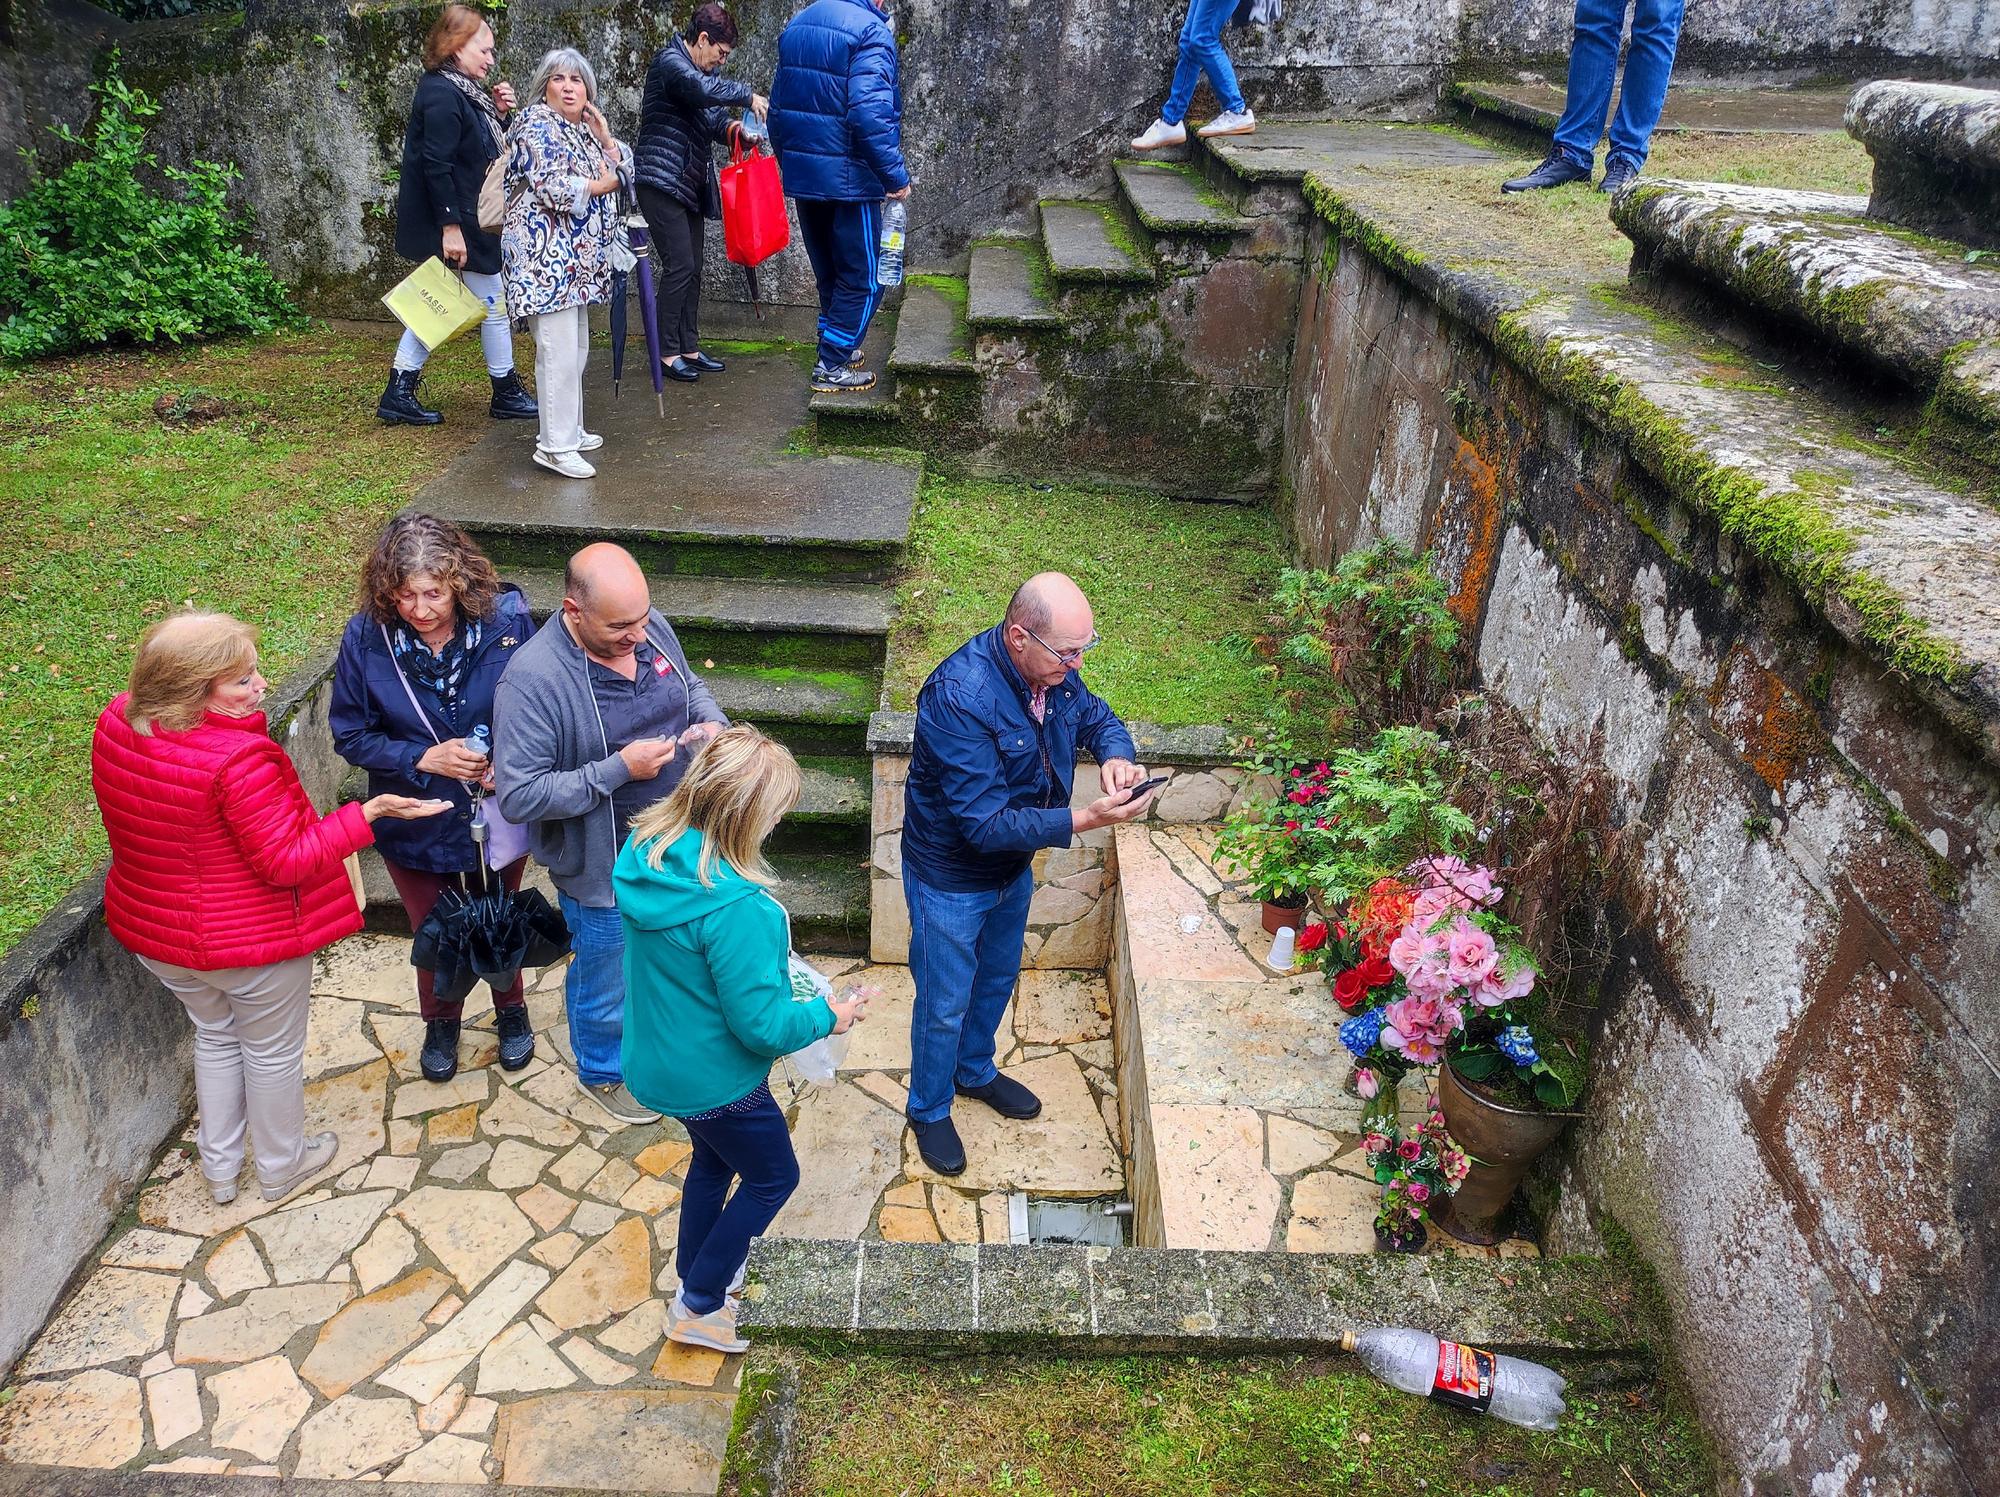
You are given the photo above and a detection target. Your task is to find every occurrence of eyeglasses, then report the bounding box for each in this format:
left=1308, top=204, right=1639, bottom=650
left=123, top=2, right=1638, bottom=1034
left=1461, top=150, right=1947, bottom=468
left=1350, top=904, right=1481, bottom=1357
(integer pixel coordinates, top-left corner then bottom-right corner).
left=1019, top=623, right=1100, bottom=669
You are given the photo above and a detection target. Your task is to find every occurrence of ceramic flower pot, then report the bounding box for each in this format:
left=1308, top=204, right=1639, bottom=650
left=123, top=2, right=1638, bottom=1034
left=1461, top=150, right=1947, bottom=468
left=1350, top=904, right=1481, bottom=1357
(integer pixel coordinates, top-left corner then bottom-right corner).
left=1260, top=895, right=1307, bottom=934
left=1435, top=1061, right=1572, bottom=1246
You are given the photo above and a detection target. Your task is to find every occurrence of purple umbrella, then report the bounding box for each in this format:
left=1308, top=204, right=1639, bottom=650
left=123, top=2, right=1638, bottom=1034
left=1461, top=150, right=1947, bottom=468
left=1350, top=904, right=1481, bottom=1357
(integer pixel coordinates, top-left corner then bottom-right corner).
left=611, top=213, right=668, bottom=416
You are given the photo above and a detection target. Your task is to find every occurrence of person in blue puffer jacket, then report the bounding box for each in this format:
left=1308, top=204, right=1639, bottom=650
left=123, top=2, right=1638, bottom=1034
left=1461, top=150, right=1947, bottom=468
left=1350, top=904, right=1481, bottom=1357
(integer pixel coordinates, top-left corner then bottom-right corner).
left=766, top=0, right=909, bottom=394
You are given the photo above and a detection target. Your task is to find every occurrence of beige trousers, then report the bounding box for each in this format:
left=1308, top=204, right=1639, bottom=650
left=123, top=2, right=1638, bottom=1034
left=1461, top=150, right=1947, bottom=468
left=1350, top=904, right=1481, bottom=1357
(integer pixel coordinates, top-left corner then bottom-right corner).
left=530, top=305, right=591, bottom=457
left=142, top=954, right=313, bottom=1189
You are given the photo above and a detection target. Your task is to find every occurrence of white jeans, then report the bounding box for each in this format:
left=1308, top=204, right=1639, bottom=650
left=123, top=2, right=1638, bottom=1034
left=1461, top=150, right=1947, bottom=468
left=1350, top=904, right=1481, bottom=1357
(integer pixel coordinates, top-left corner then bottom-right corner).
left=142, top=954, right=313, bottom=1189
left=531, top=306, right=591, bottom=456
left=394, top=267, right=515, bottom=377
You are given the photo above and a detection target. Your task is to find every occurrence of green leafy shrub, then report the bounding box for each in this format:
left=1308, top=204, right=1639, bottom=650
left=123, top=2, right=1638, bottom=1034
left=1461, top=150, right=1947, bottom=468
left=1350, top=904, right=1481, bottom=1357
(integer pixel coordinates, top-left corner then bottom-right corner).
left=0, top=64, right=299, bottom=361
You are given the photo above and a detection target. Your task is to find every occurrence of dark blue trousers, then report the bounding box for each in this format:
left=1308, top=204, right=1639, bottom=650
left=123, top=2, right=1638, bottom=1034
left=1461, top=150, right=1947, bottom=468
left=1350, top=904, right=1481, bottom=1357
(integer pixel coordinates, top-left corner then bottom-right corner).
left=675, top=1086, right=799, bottom=1315
left=795, top=198, right=885, bottom=370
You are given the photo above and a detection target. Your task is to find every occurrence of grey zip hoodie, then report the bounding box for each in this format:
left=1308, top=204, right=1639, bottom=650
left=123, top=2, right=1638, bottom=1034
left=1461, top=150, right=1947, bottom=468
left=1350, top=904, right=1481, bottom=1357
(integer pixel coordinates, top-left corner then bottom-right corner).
left=492, top=608, right=725, bottom=907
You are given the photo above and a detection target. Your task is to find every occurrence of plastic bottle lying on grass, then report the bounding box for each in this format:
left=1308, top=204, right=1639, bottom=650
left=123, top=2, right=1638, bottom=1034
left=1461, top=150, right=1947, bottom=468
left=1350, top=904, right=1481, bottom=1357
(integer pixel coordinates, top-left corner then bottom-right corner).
left=1341, top=1327, right=1568, bottom=1431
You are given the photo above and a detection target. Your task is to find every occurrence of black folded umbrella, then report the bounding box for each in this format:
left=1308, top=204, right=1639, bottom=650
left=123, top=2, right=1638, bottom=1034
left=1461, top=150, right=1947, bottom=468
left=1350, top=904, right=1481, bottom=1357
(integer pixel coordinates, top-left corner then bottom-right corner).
left=410, top=800, right=571, bottom=1001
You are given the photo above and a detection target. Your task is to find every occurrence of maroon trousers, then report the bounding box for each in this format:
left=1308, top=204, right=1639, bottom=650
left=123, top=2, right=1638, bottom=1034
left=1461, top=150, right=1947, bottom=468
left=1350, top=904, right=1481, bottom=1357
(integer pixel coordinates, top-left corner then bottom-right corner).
left=383, top=857, right=531, bottom=1020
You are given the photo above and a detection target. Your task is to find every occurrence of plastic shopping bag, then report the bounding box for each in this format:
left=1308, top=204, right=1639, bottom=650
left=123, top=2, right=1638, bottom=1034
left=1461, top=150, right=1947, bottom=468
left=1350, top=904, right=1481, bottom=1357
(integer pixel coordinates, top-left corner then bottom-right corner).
left=381, top=257, right=489, bottom=352
left=720, top=132, right=790, bottom=268
left=780, top=952, right=849, bottom=1083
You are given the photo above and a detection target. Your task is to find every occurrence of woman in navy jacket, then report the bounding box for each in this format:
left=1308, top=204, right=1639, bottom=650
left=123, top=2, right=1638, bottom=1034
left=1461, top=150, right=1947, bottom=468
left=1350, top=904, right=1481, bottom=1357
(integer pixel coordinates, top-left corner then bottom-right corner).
left=380, top=3, right=538, bottom=429
left=330, top=514, right=537, bottom=1083
left=634, top=4, right=769, bottom=384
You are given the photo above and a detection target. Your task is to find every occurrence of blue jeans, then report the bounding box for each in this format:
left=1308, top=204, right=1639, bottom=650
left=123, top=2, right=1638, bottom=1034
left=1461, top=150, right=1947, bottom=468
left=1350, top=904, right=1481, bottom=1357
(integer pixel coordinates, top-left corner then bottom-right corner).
left=557, top=893, right=625, bottom=1087
left=1550, top=0, right=1687, bottom=171
left=1163, top=0, right=1246, bottom=125
left=903, top=865, right=1034, bottom=1124
left=676, top=1088, right=799, bottom=1315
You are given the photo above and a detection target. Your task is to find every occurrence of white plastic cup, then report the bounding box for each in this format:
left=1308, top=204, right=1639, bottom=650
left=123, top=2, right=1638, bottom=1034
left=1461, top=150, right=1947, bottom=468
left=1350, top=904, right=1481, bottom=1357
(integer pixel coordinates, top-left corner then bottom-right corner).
left=1266, top=924, right=1296, bottom=971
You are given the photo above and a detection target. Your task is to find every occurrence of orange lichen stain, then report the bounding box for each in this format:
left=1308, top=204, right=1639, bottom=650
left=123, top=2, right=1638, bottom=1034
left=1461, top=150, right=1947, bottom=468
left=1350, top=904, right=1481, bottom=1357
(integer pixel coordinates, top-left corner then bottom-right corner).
left=1726, top=656, right=1823, bottom=792
left=1445, top=436, right=1503, bottom=629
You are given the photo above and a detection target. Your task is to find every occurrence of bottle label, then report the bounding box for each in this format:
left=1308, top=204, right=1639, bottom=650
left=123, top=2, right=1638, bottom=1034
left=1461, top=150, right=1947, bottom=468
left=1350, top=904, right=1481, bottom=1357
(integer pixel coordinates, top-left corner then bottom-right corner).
left=1429, top=1340, right=1496, bottom=1413
left=881, top=230, right=905, bottom=252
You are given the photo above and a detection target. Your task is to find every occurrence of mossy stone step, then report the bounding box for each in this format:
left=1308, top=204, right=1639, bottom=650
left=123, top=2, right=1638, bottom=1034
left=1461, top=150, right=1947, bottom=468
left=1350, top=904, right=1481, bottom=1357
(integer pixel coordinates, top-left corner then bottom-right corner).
left=1449, top=79, right=1855, bottom=138
left=1038, top=199, right=1153, bottom=282
left=889, top=275, right=975, bottom=373
left=769, top=850, right=871, bottom=952
left=808, top=376, right=899, bottom=421
left=707, top=664, right=878, bottom=757
left=966, top=240, right=1065, bottom=329
left=1612, top=178, right=2000, bottom=432
left=1114, top=160, right=1254, bottom=235
left=418, top=351, right=915, bottom=584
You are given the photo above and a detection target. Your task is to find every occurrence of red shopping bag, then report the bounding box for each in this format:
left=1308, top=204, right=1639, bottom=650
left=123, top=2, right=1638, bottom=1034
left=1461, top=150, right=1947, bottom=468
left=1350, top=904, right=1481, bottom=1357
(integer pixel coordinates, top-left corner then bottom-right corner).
left=720, top=131, right=790, bottom=268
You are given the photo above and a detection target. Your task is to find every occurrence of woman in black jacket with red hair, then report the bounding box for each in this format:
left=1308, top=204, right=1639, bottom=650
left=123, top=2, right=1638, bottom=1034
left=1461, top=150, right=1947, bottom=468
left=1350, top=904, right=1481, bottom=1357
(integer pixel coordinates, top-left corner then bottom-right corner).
left=381, top=3, right=538, bottom=427
left=633, top=4, right=768, bottom=385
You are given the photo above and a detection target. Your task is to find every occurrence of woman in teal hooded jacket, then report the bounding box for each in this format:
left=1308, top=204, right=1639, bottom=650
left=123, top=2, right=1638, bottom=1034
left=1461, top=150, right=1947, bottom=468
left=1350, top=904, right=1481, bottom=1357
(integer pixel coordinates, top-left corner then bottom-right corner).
left=616, top=725, right=866, bottom=1353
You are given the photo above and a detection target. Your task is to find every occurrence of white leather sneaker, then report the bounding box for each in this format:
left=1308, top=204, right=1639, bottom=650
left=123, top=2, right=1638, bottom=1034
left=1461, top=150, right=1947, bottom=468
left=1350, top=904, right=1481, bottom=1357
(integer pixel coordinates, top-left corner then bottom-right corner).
left=577, top=431, right=604, bottom=451
left=1130, top=117, right=1187, bottom=151
left=1197, top=108, right=1256, bottom=139
left=533, top=448, right=596, bottom=479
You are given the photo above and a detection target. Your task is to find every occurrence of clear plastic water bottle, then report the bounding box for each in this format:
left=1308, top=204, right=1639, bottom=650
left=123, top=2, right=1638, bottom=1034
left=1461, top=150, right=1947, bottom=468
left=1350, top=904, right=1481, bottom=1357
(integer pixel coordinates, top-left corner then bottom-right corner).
left=737, top=107, right=765, bottom=143
left=466, top=724, right=491, bottom=759
left=1341, top=1327, right=1568, bottom=1431
left=877, top=197, right=907, bottom=288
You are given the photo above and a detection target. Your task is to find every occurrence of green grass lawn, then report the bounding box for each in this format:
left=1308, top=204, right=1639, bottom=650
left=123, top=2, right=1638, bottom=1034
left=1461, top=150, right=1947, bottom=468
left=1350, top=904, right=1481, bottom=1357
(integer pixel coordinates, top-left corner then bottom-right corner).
left=0, top=323, right=493, bottom=956
left=773, top=1350, right=1714, bottom=1497
left=886, top=474, right=1284, bottom=728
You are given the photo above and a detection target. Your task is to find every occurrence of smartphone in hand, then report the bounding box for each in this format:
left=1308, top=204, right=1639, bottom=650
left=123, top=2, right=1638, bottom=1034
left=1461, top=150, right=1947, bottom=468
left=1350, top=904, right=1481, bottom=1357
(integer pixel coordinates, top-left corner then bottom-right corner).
left=1122, top=775, right=1169, bottom=804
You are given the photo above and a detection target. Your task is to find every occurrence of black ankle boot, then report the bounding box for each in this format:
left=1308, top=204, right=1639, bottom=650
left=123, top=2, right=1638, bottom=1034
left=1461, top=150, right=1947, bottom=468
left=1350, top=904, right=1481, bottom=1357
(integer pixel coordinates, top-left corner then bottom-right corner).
left=489, top=369, right=538, bottom=420
left=495, top=1004, right=535, bottom=1071
left=420, top=1018, right=460, bottom=1082
left=378, top=369, right=442, bottom=426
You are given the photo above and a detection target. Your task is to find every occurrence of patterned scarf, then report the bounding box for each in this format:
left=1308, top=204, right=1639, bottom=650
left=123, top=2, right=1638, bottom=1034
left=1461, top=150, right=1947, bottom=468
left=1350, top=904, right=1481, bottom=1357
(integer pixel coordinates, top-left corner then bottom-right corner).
left=439, top=64, right=506, bottom=152
left=390, top=617, right=485, bottom=731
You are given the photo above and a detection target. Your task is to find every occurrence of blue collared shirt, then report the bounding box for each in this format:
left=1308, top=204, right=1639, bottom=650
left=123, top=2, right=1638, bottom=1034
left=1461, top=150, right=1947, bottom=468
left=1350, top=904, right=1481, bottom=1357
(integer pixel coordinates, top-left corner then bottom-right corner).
left=901, top=625, right=1137, bottom=892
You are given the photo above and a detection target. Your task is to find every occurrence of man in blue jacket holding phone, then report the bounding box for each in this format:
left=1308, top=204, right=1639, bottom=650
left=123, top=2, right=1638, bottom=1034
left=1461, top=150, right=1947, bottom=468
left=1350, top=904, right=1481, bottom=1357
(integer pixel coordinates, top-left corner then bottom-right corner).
left=766, top=0, right=909, bottom=394
left=900, top=574, right=1158, bottom=1176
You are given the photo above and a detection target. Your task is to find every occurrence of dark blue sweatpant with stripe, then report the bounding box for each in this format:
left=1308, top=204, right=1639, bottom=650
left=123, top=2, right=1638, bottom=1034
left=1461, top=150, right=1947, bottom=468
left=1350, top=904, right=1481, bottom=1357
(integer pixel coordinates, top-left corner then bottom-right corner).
left=795, top=198, right=884, bottom=371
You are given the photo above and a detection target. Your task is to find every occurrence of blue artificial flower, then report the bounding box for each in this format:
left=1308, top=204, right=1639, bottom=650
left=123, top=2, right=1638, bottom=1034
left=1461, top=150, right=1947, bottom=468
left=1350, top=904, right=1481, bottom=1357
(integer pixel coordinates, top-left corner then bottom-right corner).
left=1496, top=1024, right=1539, bottom=1067
left=1340, top=1008, right=1385, bottom=1059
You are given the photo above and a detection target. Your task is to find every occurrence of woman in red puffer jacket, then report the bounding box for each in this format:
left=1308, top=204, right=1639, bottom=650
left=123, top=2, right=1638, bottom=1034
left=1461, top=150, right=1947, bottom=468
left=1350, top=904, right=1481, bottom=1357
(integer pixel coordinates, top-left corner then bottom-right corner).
left=92, top=612, right=447, bottom=1208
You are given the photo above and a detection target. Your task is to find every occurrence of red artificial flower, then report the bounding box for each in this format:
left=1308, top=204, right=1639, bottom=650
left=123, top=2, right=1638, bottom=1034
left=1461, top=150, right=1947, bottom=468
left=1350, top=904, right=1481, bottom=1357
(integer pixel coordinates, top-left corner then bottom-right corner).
left=1296, top=922, right=1328, bottom=953
left=1288, top=787, right=1316, bottom=805
left=1332, top=967, right=1366, bottom=1009
left=1284, top=820, right=1300, bottom=833
left=1360, top=956, right=1396, bottom=989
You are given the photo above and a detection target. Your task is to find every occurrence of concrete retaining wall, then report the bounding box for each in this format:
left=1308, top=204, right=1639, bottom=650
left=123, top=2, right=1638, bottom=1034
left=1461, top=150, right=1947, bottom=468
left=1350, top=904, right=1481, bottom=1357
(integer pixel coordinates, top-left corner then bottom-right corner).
left=1284, top=217, right=1997, bottom=1496
left=0, top=654, right=345, bottom=1381
left=7, top=0, right=1995, bottom=318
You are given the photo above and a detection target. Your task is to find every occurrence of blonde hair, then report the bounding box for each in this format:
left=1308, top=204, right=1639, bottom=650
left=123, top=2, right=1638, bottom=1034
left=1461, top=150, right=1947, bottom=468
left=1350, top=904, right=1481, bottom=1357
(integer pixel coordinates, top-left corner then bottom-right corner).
left=125, top=611, right=259, bottom=736
left=630, top=725, right=801, bottom=887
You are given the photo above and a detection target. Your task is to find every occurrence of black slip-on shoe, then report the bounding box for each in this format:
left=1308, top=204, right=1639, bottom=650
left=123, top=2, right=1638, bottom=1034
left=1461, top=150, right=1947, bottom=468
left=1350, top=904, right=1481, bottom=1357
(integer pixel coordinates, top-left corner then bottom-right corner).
left=1501, top=151, right=1592, bottom=194
left=495, top=1004, right=535, bottom=1072
left=685, top=352, right=726, bottom=373
left=956, top=1073, right=1043, bottom=1120
left=911, top=1116, right=967, bottom=1175
left=663, top=358, right=701, bottom=383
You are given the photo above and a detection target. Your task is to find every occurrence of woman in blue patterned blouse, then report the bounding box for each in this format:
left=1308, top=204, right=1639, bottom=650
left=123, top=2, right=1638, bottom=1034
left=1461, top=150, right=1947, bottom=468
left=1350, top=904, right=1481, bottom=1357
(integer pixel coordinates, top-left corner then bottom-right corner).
left=501, top=49, right=633, bottom=480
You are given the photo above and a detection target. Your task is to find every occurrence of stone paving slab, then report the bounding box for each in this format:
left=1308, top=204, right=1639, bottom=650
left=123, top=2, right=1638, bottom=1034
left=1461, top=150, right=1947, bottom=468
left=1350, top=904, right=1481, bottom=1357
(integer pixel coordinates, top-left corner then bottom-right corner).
left=887, top=276, right=974, bottom=371
left=966, top=240, right=1065, bottom=328
left=1115, top=159, right=1255, bottom=234
left=1038, top=200, right=1153, bottom=282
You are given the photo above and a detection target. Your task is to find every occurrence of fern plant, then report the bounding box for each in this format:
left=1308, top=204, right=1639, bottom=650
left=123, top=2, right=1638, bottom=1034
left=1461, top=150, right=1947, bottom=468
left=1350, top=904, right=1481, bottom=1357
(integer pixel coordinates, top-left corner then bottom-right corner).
left=0, top=62, right=299, bottom=360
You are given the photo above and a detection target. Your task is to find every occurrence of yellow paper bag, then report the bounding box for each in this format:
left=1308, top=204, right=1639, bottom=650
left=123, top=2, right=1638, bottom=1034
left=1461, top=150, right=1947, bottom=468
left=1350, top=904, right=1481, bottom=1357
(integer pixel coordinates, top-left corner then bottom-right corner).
left=381, top=257, right=490, bottom=352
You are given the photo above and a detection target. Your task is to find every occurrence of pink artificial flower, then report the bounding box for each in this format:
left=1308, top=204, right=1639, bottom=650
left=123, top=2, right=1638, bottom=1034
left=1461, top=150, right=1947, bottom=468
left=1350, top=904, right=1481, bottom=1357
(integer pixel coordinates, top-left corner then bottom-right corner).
left=1288, top=787, right=1316, bottom=805
left=1380, top=993, right=1463, bottom=1064
left=1445, top=917, right=1499, bottom=987
left=1408, top=1205, right=1423, bottom=1221
left=1361, top=1131, right=1390, bottom=1154
left=1398, top=1138, right=1422, bottom=1161
left=1284, top=819, right=1301, bottom=832
left=1407, top=1182, right=1431, bottom=1204
left=1354, top=1067, right=1379, bottom=1099
left=1441, top=1148, right=1470, bottom=1184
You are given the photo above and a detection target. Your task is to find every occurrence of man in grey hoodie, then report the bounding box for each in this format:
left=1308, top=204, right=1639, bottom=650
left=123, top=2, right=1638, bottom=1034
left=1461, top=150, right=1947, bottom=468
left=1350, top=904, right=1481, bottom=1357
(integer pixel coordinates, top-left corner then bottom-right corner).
left=494, top=543, right=728, bottom=1125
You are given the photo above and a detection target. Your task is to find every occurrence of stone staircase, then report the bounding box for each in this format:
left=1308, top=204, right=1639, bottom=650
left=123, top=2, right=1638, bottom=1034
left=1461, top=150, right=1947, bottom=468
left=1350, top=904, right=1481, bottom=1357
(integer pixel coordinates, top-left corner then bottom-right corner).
left=384, top=349, right=918, bottom=952
left=810, top=154, right=1302, bottom=501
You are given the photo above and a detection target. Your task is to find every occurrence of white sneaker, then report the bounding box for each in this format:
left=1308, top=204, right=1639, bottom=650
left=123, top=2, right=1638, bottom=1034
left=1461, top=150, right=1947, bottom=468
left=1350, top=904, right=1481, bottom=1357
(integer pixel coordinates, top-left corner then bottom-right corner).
left=1130, top=117, right=1187, bottom=151
left=533, top=448, right=596, bottom=479
left=259, top=1131, right=338, bottom=1203
left=667, top=1292, right=750, bottom=1354
left=1197, top=108, right=1256, bottom=139
left=578, top=431, right=603, bottom=451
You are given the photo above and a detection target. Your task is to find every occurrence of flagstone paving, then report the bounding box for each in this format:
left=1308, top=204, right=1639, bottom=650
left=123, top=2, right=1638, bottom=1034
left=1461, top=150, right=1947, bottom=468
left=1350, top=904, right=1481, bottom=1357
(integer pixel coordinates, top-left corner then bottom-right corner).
left=0, top=932, right=1125, bottom=1487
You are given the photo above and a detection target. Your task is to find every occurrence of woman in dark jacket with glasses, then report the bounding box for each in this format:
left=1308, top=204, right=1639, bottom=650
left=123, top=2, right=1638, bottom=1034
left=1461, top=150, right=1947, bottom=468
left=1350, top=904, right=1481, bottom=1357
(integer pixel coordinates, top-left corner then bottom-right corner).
left=329, top=515, right=538, bottom=1084
left=633, top=3, right=768, bottom=384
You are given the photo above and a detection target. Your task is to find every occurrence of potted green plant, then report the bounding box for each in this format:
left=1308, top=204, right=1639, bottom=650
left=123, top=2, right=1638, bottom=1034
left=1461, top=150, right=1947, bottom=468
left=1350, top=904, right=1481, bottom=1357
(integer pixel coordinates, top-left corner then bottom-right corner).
left=1362, top=1101, right=1471, bottom=1253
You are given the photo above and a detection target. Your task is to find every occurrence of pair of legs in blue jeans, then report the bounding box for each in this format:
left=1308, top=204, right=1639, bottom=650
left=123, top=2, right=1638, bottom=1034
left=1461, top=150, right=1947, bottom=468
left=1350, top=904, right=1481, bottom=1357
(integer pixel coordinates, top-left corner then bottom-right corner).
left=1550, top=0, right=1686, bottom=172
left=903, top=865, right=1035, bottom=1123
left=1161, top=0, right=1246, bottom=127
left=556, top=893, right=627, bottom=1087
